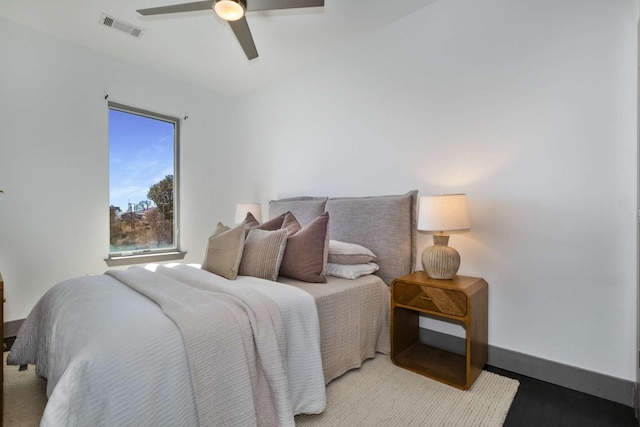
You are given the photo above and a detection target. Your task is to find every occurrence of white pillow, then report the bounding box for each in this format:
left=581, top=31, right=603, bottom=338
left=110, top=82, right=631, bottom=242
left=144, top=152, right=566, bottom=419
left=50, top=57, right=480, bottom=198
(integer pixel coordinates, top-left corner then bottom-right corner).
left=328, top=240, right=377, bottom=265
left=326, top=262, right=379, bottom=280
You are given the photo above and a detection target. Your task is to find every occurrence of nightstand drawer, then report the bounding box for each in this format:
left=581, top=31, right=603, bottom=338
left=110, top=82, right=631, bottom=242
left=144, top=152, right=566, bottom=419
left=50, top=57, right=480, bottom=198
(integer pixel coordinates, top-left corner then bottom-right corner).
left=394, top=282, right=467, bottom=317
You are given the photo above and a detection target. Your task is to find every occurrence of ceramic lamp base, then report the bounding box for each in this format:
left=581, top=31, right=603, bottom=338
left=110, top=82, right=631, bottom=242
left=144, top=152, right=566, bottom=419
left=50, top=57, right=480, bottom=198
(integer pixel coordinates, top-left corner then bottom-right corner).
left=421, top=234, right=460, bottom=280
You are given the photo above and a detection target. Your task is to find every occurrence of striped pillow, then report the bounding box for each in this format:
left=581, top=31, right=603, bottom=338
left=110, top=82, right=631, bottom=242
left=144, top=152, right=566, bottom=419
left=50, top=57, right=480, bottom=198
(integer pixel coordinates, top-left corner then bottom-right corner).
left=239, top=228, right=288, bottom=281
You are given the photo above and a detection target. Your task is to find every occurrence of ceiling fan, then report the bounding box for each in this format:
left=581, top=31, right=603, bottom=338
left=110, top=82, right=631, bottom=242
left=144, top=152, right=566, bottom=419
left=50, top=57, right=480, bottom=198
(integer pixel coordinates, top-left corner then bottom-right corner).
left=137, top=0, right=325, bottom=60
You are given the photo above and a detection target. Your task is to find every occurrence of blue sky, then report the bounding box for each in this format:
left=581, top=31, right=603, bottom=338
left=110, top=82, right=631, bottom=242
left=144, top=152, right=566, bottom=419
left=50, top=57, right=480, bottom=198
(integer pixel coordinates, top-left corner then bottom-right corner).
left=109, top=109, right=174, bottom=212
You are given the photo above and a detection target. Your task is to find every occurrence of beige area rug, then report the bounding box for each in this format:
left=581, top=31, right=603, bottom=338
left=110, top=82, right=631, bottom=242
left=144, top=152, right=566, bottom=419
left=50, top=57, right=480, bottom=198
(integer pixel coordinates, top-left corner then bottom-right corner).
left=296, top=355, right=519, bottom=427
left=3, top=353, right=518, bottom=426
left=3, top=352, right=47, bottom=427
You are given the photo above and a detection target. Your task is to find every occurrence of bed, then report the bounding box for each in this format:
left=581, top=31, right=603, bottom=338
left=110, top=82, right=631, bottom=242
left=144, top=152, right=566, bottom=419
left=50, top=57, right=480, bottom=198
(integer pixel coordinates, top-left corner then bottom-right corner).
left=8, top=191, right=417, bottom=426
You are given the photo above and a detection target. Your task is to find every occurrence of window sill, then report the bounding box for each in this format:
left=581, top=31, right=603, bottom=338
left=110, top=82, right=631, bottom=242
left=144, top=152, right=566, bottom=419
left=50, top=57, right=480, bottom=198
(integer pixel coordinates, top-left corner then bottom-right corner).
left=105, top=251, right=187, bottom=267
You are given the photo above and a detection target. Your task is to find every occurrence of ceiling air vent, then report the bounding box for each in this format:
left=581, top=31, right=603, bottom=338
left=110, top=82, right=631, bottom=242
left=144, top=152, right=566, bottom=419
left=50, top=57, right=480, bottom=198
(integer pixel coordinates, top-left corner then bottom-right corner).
left=99, top=13, right=144, bottom=39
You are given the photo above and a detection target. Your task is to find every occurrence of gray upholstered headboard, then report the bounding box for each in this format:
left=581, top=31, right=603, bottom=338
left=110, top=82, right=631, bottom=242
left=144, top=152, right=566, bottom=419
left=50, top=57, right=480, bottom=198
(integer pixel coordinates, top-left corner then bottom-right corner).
left=269, top=191, right=417, bottom=285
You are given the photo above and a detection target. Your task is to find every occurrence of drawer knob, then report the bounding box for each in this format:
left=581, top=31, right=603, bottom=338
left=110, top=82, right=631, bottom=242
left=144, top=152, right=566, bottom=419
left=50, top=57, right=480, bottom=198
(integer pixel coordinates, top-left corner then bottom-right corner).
left=420, top=295, right=432, bottom=301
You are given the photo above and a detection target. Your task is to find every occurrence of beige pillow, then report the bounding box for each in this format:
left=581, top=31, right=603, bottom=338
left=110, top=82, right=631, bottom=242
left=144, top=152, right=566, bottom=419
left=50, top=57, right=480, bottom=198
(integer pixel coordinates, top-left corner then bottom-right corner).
left=279, top=212, right=329, bottom=283
left=328, top=240, right=377, bottom=265
left=239, top=228, right=288, bottom=281
left=201, top=222, right=245, bottom=280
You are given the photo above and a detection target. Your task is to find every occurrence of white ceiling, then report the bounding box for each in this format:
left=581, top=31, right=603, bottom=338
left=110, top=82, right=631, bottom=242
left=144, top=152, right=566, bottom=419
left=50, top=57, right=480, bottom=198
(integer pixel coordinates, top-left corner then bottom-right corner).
left=0, top=0, right=438, bottom=97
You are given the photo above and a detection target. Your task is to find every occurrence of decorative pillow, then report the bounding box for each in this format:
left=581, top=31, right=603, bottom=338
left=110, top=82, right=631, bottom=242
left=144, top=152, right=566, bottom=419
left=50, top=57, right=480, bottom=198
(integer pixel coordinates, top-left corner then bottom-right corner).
left=255, top=212, right=287, bottom=231
left=242, top=212, right=286, bottom=238
left=244, top=212, right=260, bottom=230
left=280, top=212, right=302, bottom=236
left=239, top=228, right=288, bottom=281
left=328, top=240, right=377, bottom=265
left=201, top=222, right=245, bottom=280
left=326, top=262, right=380, bottom=280
left=279, top=212, right=329, bottom=283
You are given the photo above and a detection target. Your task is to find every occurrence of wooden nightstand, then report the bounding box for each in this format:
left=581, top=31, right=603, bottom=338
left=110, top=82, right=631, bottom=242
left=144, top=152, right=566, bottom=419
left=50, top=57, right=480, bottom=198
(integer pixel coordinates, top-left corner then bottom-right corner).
left=391, top=271, right=488, bottom=390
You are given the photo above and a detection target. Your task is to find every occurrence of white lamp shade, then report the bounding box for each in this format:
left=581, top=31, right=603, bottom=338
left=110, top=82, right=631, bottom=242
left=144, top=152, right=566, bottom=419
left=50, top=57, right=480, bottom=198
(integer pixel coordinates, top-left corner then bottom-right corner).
left=418, top=194, right=470, bottom=233
left=235, top=203, right=262, bottom=224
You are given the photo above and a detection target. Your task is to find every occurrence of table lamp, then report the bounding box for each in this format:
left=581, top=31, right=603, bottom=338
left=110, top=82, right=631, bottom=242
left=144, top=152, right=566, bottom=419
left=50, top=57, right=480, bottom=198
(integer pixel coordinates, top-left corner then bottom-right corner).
left=235, top=203, right=262, bottom=224
left=418, top=194, right=470, bottom=279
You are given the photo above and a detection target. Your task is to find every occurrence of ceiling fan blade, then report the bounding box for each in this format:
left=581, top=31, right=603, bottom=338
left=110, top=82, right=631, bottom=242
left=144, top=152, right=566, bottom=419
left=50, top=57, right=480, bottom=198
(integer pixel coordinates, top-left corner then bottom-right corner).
left=245, top=0, right=324, bottom=12
left=137, top=1, right=214, bottom=16
left=228, top=17, right=259, bottom=60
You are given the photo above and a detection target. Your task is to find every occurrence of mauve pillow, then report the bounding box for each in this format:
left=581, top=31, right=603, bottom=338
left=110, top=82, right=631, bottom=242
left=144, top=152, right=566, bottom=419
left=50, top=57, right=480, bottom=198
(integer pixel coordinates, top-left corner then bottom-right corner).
left=243, top=212, right=285, bottom=238
left=256, top=212, right=287, bottom=231
left=244, top=212, right=260, bottom=230
left=201, top=222, right=245, bottom=280
left=279, top=212, right=329, bottom=283
left=281, top=212, right=302, bottom=236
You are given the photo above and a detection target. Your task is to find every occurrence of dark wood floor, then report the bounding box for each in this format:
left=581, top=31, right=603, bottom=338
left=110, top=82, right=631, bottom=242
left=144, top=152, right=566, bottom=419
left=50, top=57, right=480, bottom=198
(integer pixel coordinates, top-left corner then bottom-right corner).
left=486, top=365, right=638, bottom=427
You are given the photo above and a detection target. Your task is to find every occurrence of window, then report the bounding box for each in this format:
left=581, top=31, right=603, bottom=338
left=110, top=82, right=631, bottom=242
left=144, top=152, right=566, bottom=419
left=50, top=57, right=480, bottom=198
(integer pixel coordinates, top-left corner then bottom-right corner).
left=107, top=102, right=181, bottom=263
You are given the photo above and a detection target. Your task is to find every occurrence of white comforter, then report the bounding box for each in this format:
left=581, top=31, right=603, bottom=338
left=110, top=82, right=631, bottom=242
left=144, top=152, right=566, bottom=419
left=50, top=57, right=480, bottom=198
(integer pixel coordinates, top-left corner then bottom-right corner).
left=7, top=264, right=325, bottom=426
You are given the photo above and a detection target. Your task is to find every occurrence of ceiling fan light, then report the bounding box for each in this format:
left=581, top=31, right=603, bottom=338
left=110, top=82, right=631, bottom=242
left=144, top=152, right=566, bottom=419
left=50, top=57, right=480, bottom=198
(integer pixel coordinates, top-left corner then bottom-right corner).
left=214, top=0, right=245, bottom=21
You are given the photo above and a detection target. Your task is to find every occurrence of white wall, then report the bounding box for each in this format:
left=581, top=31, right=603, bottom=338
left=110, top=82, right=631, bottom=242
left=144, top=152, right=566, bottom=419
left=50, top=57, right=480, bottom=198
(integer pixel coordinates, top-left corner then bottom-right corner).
left=234, top=0, right=639, bottom=380
left=0, top=18, right=240, bottom=322
left=0, top=0, right=638, bottom=384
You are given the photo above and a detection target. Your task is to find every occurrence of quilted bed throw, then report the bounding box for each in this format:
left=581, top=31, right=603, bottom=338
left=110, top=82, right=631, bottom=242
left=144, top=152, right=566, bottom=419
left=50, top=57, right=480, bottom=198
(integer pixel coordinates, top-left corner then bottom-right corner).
left=106, top=266, right=294, bottom=427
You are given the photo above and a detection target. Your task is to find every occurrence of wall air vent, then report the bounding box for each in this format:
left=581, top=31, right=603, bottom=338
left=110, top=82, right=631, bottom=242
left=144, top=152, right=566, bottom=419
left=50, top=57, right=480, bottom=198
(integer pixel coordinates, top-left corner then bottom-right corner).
left=99, top=13, right=144, bottom=39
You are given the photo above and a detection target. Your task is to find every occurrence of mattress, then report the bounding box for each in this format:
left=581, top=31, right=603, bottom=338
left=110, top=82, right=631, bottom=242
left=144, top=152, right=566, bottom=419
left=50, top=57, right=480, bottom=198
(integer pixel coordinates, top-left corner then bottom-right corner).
left=278, top=273, right=390, bottom=384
